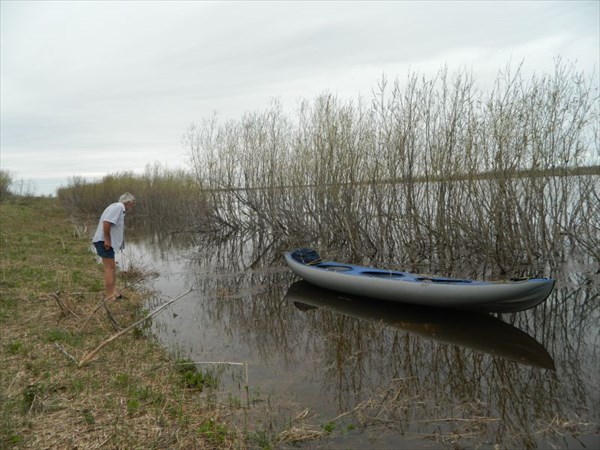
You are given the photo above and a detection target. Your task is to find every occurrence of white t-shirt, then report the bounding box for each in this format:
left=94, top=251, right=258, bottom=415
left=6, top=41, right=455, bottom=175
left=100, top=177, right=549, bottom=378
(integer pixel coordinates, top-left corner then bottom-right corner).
left=92, top=202, right=127, bottom=251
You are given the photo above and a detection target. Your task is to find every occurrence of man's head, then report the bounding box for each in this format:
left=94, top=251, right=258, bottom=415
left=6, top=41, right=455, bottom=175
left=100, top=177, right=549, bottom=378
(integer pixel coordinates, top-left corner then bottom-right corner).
left=119, top=192, right=136, bottom=211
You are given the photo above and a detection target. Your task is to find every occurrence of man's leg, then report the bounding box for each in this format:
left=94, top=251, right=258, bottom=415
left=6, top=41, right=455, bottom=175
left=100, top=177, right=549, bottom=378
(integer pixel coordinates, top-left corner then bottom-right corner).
left=102, top=257, right=117, bottom=300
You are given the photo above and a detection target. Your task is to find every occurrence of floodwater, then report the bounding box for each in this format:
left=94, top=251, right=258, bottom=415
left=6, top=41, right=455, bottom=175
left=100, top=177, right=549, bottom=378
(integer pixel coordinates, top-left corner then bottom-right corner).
left=122, top=232, right=599, bottom=449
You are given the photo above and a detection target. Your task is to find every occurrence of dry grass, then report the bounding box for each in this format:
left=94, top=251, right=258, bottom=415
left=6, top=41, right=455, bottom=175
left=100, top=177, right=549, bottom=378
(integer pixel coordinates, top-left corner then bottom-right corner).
left=0, top=197, right=242, bottom=448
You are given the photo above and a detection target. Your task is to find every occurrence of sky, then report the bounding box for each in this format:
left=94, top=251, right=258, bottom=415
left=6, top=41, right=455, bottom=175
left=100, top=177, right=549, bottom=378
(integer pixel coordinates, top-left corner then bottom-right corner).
left=1, top=1, right=599, bottom=196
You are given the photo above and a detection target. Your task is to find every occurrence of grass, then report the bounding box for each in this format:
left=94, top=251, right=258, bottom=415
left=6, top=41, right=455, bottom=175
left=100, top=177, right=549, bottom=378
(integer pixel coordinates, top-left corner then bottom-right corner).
left=0, top=197, right=241, bottom=448
left=175, top=359, right=220, bottom=391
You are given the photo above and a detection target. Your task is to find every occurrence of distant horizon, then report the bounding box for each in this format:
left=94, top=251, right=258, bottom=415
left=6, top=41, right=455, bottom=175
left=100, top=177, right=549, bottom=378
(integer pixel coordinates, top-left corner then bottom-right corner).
left=6, top=163, right=599, bottom=199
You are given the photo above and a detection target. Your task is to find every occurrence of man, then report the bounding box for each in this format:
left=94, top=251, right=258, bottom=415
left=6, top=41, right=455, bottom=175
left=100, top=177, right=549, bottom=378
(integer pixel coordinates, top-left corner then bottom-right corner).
left=92, top=193, right=136, bottom=300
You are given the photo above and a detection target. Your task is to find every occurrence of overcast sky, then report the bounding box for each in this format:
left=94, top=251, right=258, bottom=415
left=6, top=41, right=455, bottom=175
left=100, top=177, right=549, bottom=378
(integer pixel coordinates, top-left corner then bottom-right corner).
left=1, top=1, right=598, bottom=195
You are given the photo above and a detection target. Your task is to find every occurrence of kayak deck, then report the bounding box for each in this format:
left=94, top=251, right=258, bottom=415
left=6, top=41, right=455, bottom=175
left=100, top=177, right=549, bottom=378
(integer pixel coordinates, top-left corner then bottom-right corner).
left=314, top=262, right=480, bottom=284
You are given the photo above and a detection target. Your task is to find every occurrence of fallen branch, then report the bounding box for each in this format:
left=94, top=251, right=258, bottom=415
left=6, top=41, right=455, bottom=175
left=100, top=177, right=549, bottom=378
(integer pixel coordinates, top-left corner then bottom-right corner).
left=102, top=299, right=120, bottom=332
left=78, top=287, right=194, bottom=367
left=78, top=280, right=144, bottom=333
left=79, top=296, right=110, bottom=332
left=50, top=291, right=81, bottom=320
left=417, top=416, right=501, bottom=423
left=54, top=342, right=78, bottom=365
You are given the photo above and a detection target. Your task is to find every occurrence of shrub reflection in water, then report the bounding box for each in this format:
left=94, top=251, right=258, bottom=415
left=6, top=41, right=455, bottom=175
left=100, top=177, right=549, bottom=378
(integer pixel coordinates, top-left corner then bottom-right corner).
left=127, top=232, right=598, bottom=450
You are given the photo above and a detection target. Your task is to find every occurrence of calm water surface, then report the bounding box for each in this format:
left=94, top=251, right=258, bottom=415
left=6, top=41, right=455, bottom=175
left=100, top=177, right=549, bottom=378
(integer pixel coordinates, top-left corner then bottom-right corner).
left=122, top=233, right=599, bottom=449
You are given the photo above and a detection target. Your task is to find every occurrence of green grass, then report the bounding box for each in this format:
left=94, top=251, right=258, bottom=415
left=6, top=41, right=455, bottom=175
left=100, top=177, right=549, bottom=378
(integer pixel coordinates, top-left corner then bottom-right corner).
left=175, top=360, right=220, bottom=391
left=198, top=418, right=231, bottom=445
left=47, top=329, right=81, bottom=346
left=6, top=341, right=25, bottom=355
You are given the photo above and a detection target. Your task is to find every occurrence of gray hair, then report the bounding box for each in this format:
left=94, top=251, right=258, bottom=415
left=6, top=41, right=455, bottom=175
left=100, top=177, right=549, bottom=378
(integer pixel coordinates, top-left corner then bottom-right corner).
left=119, top=192, right=136, bottom=203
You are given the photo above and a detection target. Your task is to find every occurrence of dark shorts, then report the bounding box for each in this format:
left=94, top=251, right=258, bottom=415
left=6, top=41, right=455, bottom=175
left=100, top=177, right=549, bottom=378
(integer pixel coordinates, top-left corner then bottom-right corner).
left=93, top=241, right=115, bottom=259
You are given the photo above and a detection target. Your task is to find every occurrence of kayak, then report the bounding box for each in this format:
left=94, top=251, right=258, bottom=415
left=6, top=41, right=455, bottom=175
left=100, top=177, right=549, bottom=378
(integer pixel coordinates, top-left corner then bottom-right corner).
left=286, top=280, right=555, bottom=369
left=284, top=248, right=556, bottom=312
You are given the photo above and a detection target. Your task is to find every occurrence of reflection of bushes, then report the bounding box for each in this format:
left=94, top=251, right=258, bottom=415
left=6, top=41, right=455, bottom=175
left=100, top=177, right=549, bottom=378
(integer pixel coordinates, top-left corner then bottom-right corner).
left=181, top=233, right=598, bottom=450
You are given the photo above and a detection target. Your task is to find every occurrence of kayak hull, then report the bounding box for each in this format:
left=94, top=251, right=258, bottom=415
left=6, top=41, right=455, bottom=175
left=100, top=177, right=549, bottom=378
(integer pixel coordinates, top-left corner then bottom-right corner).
left=284, top=251, right=555, bottom=312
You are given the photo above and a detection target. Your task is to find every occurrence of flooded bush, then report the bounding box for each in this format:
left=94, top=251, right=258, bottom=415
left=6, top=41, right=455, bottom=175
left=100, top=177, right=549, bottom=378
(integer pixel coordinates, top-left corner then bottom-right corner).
left=184, top=61, right=599, bottom=276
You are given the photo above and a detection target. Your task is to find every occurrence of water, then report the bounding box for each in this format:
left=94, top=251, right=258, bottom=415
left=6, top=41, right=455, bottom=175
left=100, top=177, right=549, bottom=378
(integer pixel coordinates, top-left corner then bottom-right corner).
left=121, top=233, right=599, bottom=449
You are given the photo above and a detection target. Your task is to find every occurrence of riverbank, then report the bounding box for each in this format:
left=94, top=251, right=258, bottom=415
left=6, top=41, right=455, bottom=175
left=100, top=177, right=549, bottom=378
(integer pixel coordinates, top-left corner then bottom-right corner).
left=0, top=197, right=239, bottom=448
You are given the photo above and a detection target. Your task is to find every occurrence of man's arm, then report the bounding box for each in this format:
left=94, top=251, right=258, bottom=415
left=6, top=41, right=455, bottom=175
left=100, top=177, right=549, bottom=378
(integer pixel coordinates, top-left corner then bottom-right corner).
left=102, top=221, right=112, bottom=249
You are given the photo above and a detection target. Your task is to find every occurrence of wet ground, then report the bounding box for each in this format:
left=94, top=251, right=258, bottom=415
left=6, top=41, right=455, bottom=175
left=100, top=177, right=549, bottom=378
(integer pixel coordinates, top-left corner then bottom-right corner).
left=122, top=234, right=599, bottom=449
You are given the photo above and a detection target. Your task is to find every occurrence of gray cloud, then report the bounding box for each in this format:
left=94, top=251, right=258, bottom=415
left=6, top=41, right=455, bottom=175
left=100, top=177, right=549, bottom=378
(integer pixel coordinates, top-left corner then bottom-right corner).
left=1, top=1, right=598, bottom=195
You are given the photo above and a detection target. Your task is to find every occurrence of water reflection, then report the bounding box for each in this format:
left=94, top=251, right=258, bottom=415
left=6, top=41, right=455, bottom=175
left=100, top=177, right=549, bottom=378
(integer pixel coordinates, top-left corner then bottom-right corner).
left=125, top=233, right=599, bottom=449
left=286, top=280, right=555, bottom=370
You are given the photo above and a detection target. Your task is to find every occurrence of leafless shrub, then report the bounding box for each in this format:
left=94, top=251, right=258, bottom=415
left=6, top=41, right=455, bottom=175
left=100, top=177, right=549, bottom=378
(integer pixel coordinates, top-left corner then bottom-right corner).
left=185, top=60, right=599, bottom=276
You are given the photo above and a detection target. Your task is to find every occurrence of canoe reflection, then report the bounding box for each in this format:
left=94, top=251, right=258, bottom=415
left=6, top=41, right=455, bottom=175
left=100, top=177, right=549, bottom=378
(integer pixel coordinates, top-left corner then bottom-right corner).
left=286, top=281, right=555, bottom=370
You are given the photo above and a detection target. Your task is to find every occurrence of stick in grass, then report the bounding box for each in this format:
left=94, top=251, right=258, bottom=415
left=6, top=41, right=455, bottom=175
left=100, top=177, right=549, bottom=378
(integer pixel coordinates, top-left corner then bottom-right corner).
left=78, top=295, right=113, bottom=332
left=78, top=280, right=144, bottom=333
left=102, top=299, right=120, bottom=332
left=78, top=287, right=194, bottom=367
left=54, top=342, right=78, bottom=364
left=51, top=291, right=81, bottom=320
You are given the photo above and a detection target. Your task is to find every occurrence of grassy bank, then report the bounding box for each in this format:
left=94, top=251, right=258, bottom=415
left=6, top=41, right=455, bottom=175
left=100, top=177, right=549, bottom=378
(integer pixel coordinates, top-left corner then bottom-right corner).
left=0, top=197, right=239, bottom=448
